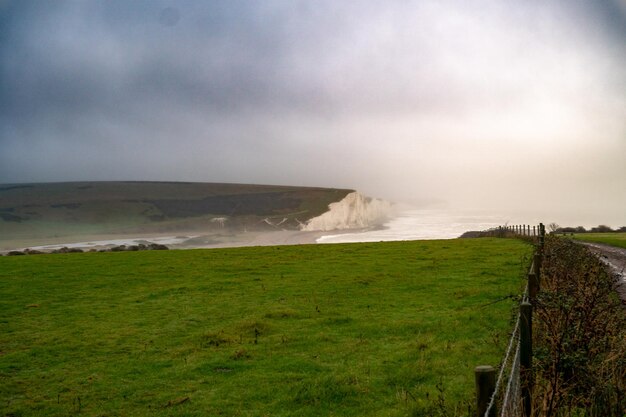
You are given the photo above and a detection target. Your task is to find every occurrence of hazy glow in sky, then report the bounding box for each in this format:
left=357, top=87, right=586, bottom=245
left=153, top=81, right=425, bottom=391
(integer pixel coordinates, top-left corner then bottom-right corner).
left=1, top=0, right=625, bottom=225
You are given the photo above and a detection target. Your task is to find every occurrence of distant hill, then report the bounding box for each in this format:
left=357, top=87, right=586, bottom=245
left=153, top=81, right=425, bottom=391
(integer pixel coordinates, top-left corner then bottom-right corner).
left=0, top=181, right=353, bottom=243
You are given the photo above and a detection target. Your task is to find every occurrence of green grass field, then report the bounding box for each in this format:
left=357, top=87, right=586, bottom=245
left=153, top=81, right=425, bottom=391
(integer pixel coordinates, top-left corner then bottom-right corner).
left=0, top=239, right=531, bottom=416
left=571, top=232, right=626, bottom=250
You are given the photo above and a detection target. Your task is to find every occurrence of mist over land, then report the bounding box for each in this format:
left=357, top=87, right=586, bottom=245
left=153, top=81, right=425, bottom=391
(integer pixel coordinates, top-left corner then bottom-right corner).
left=1, top=1, right=625, bottom=227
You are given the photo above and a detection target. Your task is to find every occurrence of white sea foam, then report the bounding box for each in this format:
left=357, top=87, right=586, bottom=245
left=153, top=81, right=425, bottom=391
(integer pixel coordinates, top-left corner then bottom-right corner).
left=26, top=235, right=195, bottom=251
left=317, top=209, right=510, bottom=243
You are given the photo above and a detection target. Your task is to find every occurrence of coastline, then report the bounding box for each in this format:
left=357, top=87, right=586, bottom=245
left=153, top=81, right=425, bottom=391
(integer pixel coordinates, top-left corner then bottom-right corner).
left=0, top=229, right=353, bottom=254
left=0, top=190, right=393, bottom=254
left=316, top=209, right=509, bottom=244
left=1, top=209, right=522, bottom=254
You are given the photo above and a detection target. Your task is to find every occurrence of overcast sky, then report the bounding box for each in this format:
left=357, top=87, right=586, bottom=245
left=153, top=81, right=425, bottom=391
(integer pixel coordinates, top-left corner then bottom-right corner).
left=1, top=0, right=625, bottom=225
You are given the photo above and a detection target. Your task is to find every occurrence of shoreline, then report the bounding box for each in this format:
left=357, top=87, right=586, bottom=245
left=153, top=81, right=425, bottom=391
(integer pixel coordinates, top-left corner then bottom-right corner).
left=1, top=209, right=524, bottom=254
left=0, top=229, right=364, bottom=254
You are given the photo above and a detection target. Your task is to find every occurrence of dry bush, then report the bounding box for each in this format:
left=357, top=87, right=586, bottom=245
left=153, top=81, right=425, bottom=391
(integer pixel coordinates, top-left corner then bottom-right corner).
left=532, top=236, right=626, bottom=416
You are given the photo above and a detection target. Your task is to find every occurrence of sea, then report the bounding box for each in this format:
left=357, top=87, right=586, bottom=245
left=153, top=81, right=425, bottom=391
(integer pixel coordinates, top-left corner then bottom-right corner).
left=317, top=209, right=515, bottom=243
left=21, top=209, right=531, bottom=252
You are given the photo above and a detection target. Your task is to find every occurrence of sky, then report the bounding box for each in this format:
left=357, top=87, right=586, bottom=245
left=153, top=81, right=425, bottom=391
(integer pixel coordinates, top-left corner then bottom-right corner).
left=1, top=0, right=625, bottom=226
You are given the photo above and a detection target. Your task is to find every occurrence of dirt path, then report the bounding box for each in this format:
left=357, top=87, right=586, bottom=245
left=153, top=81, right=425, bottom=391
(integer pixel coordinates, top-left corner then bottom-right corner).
left=579, top=242, right=626, bottom=303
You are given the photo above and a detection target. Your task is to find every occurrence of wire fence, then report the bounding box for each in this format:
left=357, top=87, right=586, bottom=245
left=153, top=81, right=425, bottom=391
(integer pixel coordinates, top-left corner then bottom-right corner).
left=484, top=306, right=522, bottom=417
left=476, top=223, right=544, bottom=417
left=502, top=285, right=530, bottom=416
left=500, top=339, right=521, bottom=417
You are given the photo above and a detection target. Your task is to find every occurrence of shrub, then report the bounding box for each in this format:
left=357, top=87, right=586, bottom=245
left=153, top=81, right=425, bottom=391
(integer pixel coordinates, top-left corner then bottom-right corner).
left=532, top=236, right=625, bottom=416
left=589, top=225, right=614, bottom=233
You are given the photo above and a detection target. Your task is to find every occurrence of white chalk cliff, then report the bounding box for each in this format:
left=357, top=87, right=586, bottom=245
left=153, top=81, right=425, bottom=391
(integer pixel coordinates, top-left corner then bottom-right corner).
left=301, top=192, right=392, bottom=231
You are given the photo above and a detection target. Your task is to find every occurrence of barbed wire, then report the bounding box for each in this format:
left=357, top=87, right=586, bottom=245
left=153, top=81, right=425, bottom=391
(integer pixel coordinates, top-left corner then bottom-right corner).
left=500, top=341, right=521, bottom=417
left=484, top=311, right=521, bottom=417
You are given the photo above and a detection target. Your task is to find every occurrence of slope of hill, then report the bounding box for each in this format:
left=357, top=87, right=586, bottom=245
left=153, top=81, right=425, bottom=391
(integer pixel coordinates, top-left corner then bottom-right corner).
left=0, top=181, right=353, bottom=248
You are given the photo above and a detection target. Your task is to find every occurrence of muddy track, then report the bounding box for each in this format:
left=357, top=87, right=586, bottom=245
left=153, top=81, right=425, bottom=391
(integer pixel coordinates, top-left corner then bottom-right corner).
left=579, top=242, right=626, bottom=303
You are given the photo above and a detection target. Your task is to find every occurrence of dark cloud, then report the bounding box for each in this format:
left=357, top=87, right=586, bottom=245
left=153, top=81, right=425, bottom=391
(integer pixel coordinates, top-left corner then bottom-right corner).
left=0, top=0, right=625, bottom=225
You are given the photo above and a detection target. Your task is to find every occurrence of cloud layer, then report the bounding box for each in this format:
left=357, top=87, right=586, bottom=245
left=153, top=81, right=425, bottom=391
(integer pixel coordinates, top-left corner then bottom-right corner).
left=1, top=0, right=625, bottom=225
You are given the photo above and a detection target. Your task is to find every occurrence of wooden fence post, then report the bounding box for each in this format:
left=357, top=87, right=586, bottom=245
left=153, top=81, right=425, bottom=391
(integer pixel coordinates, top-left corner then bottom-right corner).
left=528, top=271, right=539, bottom=300
left=533, top=253, right=542, bottom=290
left=475, top=365, right=496, bottom=417
left=520, top=302, right=533, bottom=417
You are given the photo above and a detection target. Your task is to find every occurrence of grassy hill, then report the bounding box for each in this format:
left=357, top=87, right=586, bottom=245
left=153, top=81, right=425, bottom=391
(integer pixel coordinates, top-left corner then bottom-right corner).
left=571, top=232, right=626, bottom=249
left=0, top=181, right=352, bottom=245
left=0, top=238, right=531, bottom=416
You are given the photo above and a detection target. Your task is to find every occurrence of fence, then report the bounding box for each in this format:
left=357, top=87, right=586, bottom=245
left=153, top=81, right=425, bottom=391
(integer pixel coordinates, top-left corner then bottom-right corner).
left=475, top=223, right=545, bottom=417
left=472, top=224, right=543, bottom=239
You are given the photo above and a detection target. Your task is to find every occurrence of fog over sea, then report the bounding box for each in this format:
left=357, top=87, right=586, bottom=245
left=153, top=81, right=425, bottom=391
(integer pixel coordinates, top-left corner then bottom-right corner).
left=317, top=209, right=516, bottom=244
